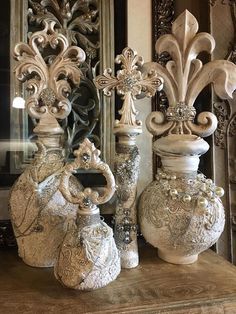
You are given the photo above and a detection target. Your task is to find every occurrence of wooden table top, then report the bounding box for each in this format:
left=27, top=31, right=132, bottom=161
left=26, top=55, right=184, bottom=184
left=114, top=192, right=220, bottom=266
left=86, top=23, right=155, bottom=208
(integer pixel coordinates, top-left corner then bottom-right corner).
left=1, top=244, right=236, bottom=314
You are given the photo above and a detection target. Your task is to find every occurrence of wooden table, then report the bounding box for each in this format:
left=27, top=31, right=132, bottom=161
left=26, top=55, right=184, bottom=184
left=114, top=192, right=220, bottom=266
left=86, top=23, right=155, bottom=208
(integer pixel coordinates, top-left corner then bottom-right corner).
left=1, top=244, right=236, bottom=313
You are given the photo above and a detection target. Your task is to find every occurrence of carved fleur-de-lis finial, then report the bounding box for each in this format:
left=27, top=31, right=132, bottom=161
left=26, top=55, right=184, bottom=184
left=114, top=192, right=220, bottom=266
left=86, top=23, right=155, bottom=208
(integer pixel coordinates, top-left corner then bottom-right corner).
left=14, top=20, right=86, bottom=135
left=95, top=47, right=163, bottom=134
left=144, top=10, right=236, bottom=138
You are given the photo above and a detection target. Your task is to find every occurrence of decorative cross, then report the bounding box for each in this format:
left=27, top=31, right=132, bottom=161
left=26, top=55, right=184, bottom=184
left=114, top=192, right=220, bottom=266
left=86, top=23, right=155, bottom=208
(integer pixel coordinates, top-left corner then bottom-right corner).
left=95, top=47, right=163, bottom=133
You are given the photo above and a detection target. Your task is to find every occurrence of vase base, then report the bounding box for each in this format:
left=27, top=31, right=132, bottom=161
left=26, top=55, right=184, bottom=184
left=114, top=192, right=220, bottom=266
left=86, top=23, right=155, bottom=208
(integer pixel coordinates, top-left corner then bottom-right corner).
left=121, top=256, right=139, bottom=269
left=19, top=255, right=55, bottom=268
left=158, top=249, right=198, bottom=265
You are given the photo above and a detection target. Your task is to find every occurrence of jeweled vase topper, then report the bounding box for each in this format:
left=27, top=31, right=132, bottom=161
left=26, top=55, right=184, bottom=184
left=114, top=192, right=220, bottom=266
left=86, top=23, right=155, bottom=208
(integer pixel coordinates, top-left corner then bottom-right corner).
left=95, top=47, right=163, bottom=140
left=14, top=20, right=86, bottom=135
left=145, top=10, right=236, bottom=139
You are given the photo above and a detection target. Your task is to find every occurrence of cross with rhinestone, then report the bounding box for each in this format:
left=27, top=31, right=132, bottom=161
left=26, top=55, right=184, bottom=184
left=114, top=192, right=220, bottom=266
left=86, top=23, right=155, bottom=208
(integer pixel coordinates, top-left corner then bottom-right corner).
left=95, top=47, right=163, bottom=133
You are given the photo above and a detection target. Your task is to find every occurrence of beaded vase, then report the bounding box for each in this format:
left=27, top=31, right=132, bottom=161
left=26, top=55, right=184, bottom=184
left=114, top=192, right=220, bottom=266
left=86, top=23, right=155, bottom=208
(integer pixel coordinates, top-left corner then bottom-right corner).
left=139, top=135, right=225, bottom=264
left=138, top=10, right=236, bottom=264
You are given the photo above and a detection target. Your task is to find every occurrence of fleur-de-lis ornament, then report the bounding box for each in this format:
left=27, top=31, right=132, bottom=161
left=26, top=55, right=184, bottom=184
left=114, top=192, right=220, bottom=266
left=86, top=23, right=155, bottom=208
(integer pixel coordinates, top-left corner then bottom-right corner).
left=14, top=20, right=86, bottom=135
left=95, top=47, right=163, bottom=138
left=144, top=10, right=236, bottom=138
left=139, top=10, right=236, bottom=265
left=95, top=48, right=163, bottom=269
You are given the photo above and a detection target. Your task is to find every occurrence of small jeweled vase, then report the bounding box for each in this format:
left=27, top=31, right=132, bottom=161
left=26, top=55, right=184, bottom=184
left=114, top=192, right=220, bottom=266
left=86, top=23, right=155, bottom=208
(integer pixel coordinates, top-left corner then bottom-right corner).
left=54, top=139, right=121, bottom=290
left=55, top=209, right=120, bottom=290
left=139, top=135, right=225, bottom=264
left=9, top=133, right=81, bottom=267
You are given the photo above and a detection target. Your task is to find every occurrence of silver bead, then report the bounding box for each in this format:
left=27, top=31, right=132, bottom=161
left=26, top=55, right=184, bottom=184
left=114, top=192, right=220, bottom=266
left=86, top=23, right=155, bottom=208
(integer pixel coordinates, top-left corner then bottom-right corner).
left=197, top=197, right=208, bottom=209
left=183, top=194, right=191, bottom=202
left=170, top=175, right=177, bottom=180
left=215, top=186, right=224, bottom=197
left=124, top=237, right=131, bottom=244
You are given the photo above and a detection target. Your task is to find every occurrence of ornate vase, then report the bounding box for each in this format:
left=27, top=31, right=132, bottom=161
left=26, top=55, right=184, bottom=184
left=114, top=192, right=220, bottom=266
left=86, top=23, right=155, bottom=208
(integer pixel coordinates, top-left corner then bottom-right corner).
left=54, top=139, right=120, bottom=290
left=138, top=10, right=236, bottom=264
left=139, top=134, right=225, bottom=264
left=10, top=135, right=81, bottom=267
left=9, top=21, right=86, bottom=267
left=95, top=47, right=163, bottom=268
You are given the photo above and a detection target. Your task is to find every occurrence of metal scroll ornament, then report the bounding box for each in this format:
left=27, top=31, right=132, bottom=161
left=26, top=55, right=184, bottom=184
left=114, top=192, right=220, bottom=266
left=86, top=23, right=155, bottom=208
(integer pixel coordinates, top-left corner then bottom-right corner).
left=9, top=20, right=86, bottom=267
left=139, top=10, right=236, bottom=264
left=95, top=47, right=163, bottom=268
left=54, top=138, right=120, bottom=290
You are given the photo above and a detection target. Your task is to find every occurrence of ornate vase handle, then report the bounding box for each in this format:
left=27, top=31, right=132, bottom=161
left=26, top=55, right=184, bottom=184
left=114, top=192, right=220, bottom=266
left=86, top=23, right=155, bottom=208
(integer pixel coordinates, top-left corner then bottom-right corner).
left=59, top=138, right=116, bottom=213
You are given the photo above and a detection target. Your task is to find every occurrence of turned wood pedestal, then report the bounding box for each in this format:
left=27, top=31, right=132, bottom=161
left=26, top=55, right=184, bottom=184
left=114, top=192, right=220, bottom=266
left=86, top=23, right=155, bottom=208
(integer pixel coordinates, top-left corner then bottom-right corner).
left=0, top=244, right=236, bottom=313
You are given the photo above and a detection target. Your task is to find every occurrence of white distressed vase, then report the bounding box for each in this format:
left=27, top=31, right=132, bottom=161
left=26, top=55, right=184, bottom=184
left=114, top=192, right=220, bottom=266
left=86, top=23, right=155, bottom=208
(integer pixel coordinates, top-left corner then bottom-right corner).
left=95, top=47, right=163, bottom=268
left=9, top=20, right=86, bottom=267
left=54, top=139, right=121, bottom=290
left=139, top=10, right=236, bottom=264
left=9, top=130, right=81, bottom=267
left=139, top=134, right=225, bottom=264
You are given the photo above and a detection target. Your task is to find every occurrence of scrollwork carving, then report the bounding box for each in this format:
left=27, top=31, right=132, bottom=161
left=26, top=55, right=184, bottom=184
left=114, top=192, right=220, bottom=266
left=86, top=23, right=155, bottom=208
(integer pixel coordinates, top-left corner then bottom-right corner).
left=145, top=10, right=236, bottom=138
left=27, top=0, right=100, bottom=151
left=14, top=20, right=86, bottom=133
left=60, top=138, right=115, bottom=212
left=95, top=47, right=163, bottom=134
left=28, top=0, right=99, bottom=56
left=214, top=100, right=231, bottom=148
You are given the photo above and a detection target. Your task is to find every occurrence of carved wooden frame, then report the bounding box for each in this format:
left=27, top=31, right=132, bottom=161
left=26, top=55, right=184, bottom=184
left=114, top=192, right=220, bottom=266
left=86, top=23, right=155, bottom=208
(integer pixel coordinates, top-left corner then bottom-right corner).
left=210, top=0, right=236, bottom=263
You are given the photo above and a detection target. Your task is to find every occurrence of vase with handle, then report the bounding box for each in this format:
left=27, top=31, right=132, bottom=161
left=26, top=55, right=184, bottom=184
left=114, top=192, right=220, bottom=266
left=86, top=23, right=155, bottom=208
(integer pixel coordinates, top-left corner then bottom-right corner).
left=54, top=138, right=120, bottom=290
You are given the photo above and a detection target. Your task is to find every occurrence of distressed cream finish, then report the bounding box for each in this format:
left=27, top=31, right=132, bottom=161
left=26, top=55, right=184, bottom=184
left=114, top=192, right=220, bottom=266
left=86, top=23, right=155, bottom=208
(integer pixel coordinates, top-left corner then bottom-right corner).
left=139, top=10, right=236, bottom=264
left=55, top=139, right=120, bottom=290
left=9, top=21, right=85, bottom=267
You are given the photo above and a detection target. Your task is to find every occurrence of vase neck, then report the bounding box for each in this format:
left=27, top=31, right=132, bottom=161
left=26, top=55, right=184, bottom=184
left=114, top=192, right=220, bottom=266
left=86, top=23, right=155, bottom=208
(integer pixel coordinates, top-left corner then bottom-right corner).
left=37, top=134, right=62, bottom=149
left=76, top=212, right=101, bottom=230
left=161, top=155, right=200, bottom=173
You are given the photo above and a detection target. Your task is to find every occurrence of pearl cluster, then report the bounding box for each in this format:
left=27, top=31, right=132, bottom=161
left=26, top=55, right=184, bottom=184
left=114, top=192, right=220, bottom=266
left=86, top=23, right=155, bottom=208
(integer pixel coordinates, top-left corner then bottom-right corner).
left=156, top=169, right=224, bottom=209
